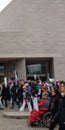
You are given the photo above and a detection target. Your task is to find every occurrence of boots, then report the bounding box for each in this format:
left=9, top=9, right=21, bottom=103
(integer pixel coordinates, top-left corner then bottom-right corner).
left=27, top=101, right=32, bottom=112
left=19, top=99, right=26, bottom=112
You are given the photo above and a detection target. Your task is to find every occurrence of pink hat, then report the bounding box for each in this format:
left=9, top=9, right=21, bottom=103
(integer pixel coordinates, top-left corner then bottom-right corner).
left=41, top=83, right=44, bottom=87
left=23, top=85, right=26, bottom=89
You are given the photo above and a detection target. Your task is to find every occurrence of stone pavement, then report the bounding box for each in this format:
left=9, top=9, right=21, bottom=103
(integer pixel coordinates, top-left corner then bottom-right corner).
left=0, top=102, right=58, bottom=130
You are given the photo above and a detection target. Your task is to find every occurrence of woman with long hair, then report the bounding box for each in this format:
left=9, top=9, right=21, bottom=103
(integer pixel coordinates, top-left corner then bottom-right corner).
left=49, top=85, right=60, bottom=130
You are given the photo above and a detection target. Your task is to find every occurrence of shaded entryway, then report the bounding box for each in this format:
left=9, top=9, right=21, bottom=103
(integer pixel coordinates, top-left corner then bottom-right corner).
left=26, top=57, right=54, bottom=81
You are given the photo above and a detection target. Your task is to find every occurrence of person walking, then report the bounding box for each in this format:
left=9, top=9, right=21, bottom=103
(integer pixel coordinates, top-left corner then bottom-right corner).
left=10, top=81, right=17, bottom=109
left=19, top=83, right=32, bottom=112
left=49, top=85, right=60, bottom=130
left=58, top=81, right=65, bottom=130
left=1, top=84, right=8, bottom=107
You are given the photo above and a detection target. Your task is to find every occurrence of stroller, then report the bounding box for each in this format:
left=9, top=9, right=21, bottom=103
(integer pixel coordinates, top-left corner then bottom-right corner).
left=27, top=94, right=52, bottom=128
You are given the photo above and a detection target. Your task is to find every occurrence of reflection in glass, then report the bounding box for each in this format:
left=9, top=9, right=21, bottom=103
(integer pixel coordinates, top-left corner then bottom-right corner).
left=27, top=64, right=45, bottom=74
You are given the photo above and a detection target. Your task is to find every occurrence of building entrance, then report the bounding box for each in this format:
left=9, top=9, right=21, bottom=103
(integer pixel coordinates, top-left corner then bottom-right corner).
left=26, top=58, right=54, bottom=81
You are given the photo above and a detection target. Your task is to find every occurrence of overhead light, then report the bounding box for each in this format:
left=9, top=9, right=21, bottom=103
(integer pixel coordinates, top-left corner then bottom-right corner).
left=0, top=0, right=13, bottom=12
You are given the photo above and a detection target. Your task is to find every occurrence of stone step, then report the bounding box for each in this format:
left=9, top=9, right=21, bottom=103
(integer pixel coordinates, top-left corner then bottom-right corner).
left=3, top=111, right=30, bottom=119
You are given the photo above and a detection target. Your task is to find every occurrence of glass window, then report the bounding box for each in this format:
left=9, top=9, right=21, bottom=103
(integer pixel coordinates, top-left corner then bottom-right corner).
left=27, top=64, right=45, bottom=74
left=0, top=65, right=4, bottom=73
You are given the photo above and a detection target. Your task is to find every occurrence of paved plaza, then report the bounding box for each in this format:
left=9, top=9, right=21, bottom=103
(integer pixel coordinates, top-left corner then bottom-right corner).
left=0, top=103, right=58, bottom=130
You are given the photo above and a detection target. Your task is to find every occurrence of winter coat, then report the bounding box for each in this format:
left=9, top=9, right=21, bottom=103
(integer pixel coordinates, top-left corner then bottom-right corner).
left=1, top=86, right=9, bottom=100
left=10, top=86, right=16, bottom=98
left=50, top=96, right=60, bottom=123
left=59, top=96, right=65, bottom=127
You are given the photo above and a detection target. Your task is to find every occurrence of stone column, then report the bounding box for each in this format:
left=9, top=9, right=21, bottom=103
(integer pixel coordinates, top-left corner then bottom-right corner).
left=54, top=57, right=65, bottom=81
left=16, top=58, right=26, bottom=80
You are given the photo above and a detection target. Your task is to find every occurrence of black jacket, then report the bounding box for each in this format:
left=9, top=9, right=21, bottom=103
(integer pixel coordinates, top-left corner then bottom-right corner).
left=1, top=85, right=10, bottom=99
left=59, top=96, right=65, bottom=127
left=50, top=96, right=60, bottom=122
left=50, top=95, right=65, bottom=125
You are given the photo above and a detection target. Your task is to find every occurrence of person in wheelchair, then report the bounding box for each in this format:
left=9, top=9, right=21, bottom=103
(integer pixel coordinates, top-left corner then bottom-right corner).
left=27, top=91, right=51, bottom=126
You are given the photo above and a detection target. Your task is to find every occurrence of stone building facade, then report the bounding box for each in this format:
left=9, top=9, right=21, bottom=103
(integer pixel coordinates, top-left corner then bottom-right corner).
left=0, top=0, right=65, bottom=81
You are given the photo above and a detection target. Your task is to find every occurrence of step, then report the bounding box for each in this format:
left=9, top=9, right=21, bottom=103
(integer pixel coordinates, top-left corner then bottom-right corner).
left=3, top=111, right=30, bottom=119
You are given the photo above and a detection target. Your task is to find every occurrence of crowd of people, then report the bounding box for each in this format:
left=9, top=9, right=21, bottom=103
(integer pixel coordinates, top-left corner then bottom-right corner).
left=0, top=78, right=65, bottom=130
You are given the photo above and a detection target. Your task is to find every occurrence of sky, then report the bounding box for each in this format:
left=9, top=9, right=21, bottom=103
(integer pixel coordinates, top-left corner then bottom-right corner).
left=0, top=0, right=13, bottom=12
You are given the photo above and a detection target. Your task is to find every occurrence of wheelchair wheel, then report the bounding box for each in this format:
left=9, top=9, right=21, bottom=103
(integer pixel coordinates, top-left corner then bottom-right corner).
left=42, top=111, right=52, bottom=128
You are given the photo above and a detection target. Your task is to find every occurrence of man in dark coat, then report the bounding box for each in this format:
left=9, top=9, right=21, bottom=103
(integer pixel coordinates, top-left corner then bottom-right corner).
left=1, top=84, right=8, bottom=107
left=58, top=81, right=65, bottom=130
left=10, top=82, right=17, bottom=108
left=58, top=96, right=65, bottom=130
